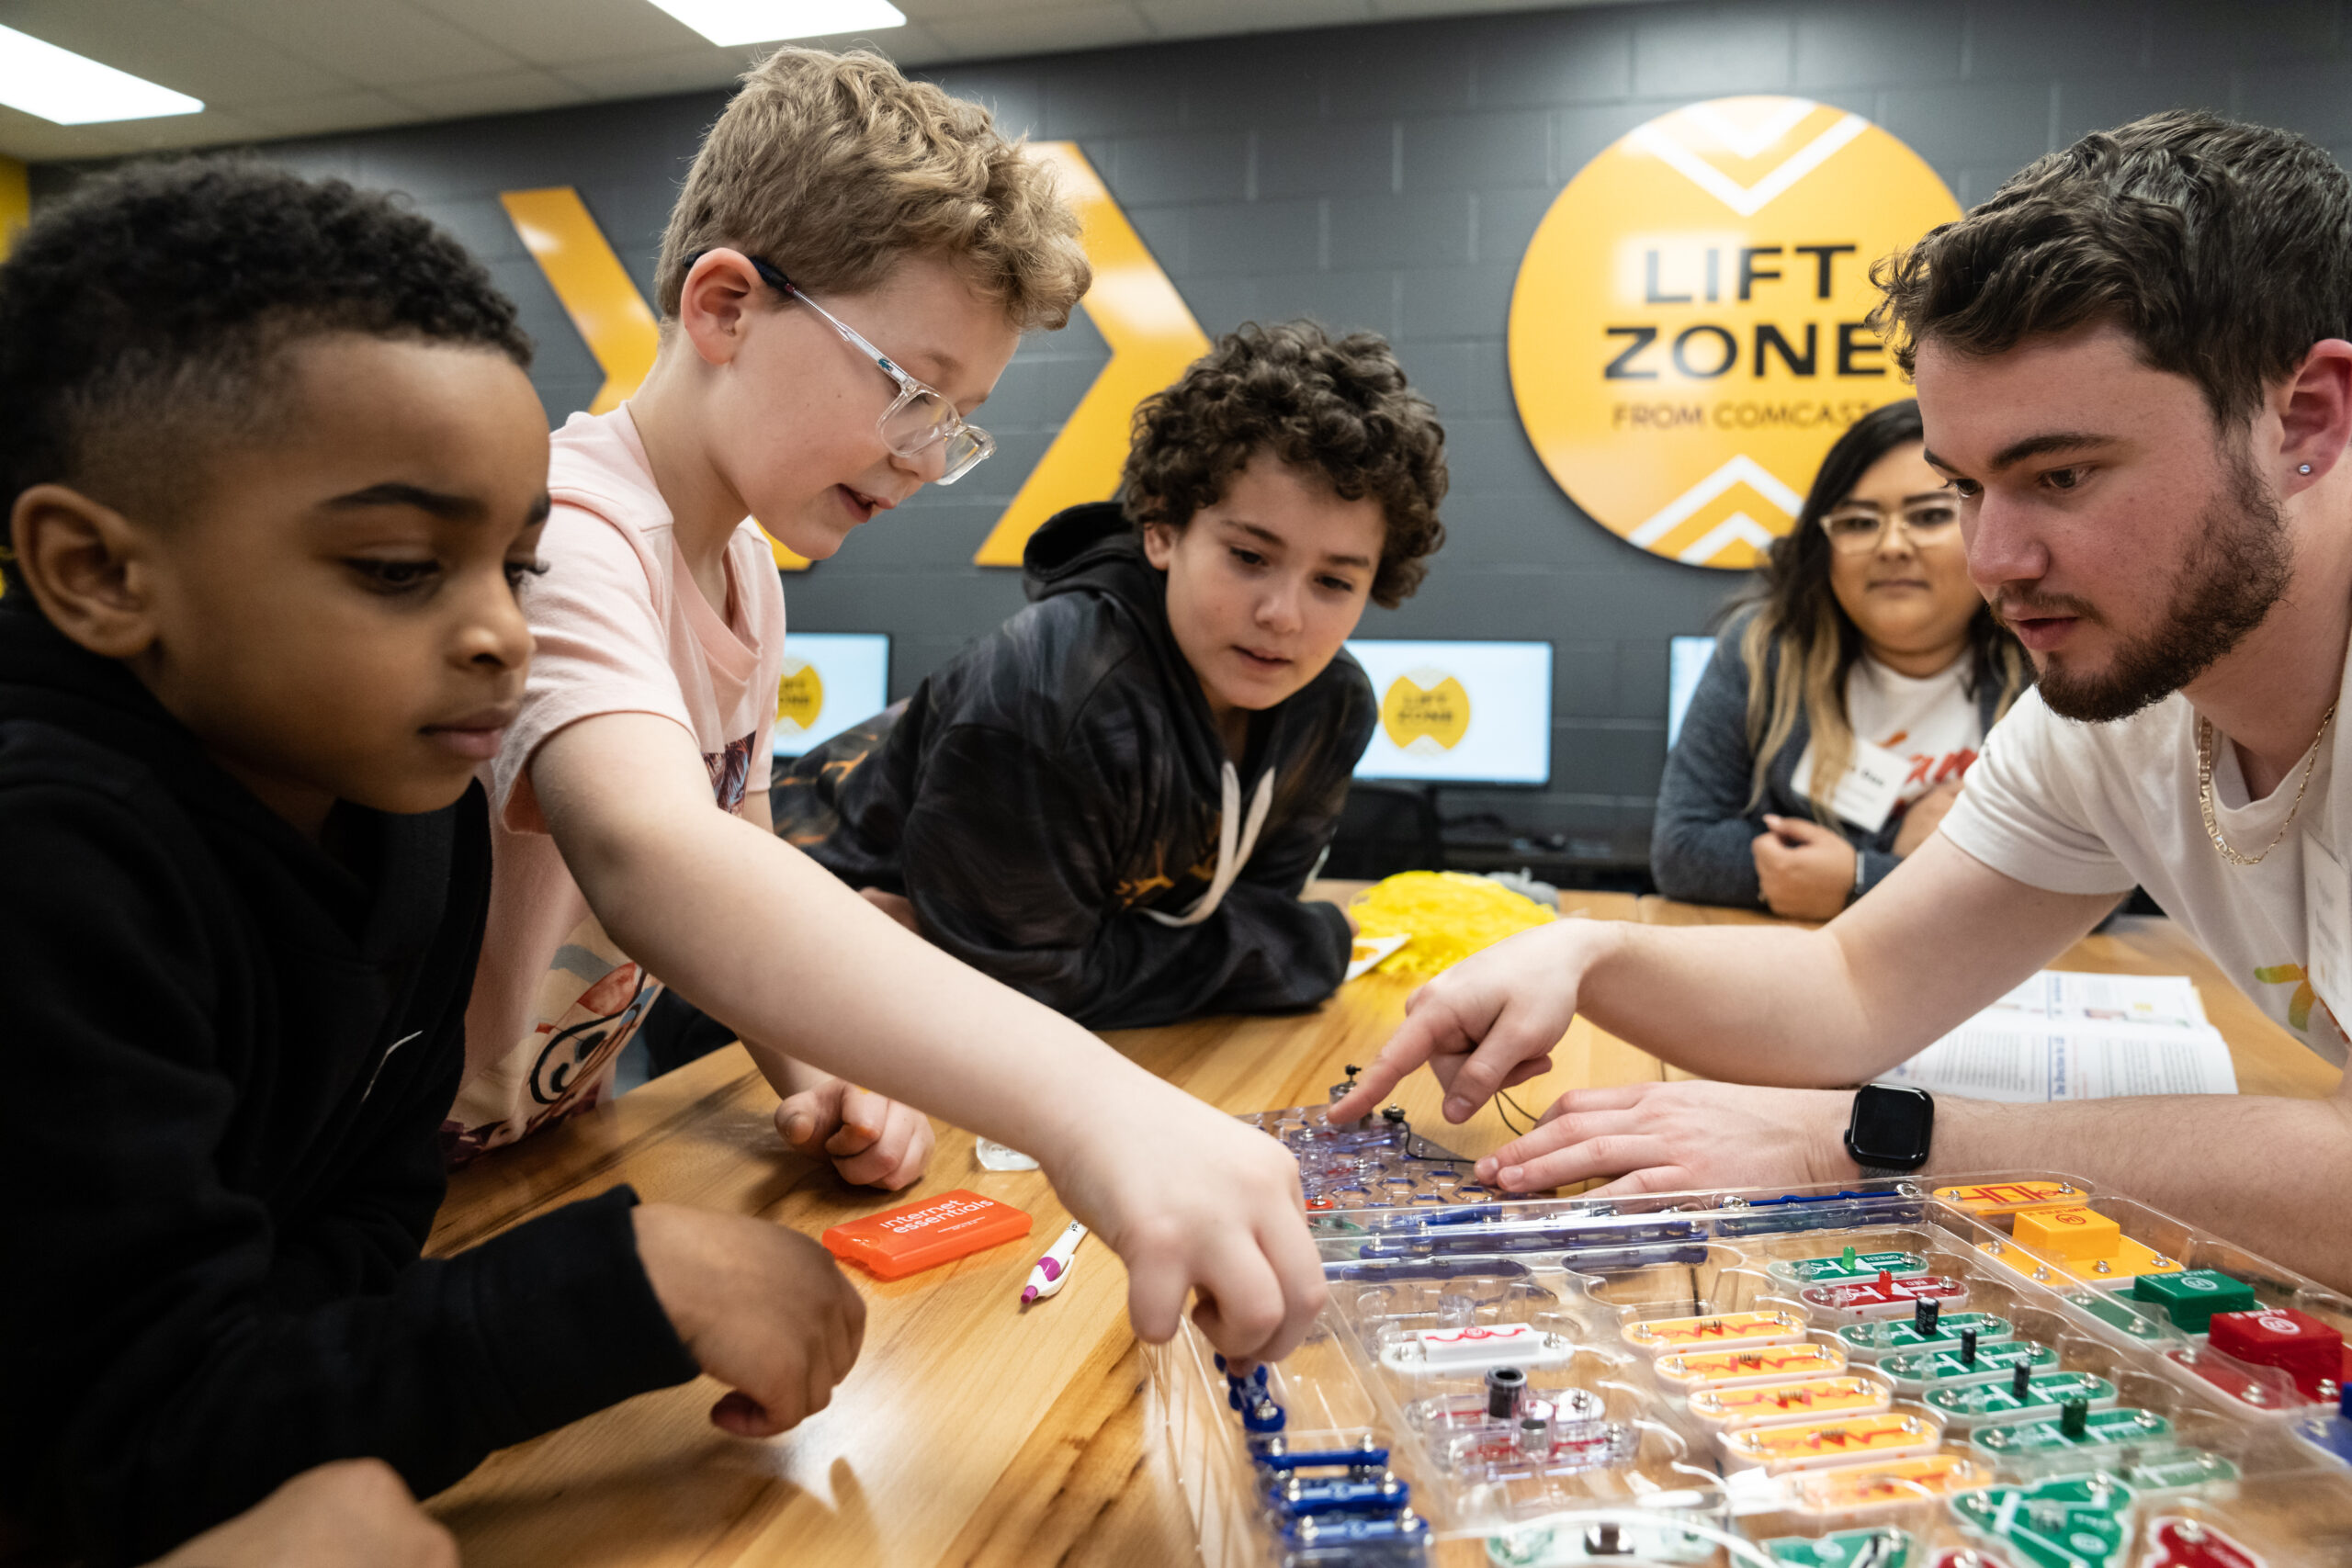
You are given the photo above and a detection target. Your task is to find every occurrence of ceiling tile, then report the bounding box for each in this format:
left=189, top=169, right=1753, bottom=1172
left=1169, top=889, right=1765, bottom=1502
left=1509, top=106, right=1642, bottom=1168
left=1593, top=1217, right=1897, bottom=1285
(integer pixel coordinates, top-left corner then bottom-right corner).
left=550, top=46, right=759, bottom=99
left=923, top=6, right=1153, bottom=57
left=237, top=89, right=424, bottom=138
left=181, top=0, right=518, bottom=87
left=390, top=66, right=591, bottom=118
left=403, top=0, right=708, bottom=68
left=0, top=0, right=352, bottom=105
left=1139, top=0, right=1372, bottom=38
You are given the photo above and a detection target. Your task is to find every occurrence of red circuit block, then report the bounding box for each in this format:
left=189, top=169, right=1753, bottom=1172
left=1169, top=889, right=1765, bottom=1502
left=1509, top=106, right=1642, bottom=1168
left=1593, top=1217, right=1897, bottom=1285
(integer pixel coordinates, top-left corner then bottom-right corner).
left=2206, top=1306, right=2344, bottom=1399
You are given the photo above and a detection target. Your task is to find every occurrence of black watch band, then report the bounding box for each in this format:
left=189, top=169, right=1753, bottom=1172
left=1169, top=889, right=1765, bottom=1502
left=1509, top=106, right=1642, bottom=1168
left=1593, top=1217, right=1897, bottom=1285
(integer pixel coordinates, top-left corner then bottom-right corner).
left=1844, top=1084, right=1934, bottom=1174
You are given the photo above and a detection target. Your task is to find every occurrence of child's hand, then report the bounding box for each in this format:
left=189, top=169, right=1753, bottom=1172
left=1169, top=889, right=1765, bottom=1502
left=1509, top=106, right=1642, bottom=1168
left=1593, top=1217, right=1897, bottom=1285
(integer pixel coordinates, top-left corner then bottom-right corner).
left=632, top=1202, right=866, bottom=1438
left=775, top=1078, right=934, bottom=1190
left=1044, top=1082, right=1328, bottom=1363
left=1328, top=919, right=1600, bottom=1125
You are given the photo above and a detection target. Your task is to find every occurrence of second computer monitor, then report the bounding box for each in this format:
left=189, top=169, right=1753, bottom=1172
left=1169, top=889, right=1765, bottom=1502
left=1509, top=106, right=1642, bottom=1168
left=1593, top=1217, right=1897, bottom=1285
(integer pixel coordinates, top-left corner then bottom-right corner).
left=772, top=632, right=891, bottom=758
left=1346, top=639, right=1553, bottom=786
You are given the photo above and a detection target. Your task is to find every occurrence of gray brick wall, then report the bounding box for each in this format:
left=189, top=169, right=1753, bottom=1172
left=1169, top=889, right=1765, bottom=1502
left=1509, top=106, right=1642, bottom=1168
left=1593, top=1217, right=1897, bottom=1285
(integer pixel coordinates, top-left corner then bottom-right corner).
left=40, top=0, right=2352, bottom=863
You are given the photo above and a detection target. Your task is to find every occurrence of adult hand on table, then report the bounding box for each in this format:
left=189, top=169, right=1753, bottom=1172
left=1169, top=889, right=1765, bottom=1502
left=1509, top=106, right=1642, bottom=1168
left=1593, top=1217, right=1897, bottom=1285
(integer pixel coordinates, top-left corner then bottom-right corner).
left=776, top=1076, right=934, bottom=1190
left=1327, top=919, right=1601, bottom=1127
left=633, top=1202, right=866, bottom=1438
left=147, top=1461, right=455, bottom=1568
left=1476, top=1080, right=1860, bottom=1197
left=1754, top=815, right=1860, bottom=921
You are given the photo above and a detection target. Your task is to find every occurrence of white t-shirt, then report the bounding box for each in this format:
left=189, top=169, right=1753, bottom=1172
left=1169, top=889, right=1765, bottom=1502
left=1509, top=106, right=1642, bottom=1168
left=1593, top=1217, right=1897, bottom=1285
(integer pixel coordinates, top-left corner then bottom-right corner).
left=1793, top=655, right=1984, bottom=822
left=445, top=404, right=786, bottom=1163
left=1941, top=647, right=2352, bottom=1067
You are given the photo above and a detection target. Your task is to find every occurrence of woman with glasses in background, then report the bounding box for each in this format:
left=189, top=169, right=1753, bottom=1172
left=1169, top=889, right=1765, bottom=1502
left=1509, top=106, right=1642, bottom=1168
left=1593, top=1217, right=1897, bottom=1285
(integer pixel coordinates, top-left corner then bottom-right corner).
left=1652, top=400, right=2030, bottom=919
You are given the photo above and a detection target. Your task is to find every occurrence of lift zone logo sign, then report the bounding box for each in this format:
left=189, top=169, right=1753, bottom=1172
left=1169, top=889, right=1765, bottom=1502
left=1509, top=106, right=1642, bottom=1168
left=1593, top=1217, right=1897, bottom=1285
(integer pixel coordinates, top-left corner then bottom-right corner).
left=1509, top=96, right=1960, bottom=570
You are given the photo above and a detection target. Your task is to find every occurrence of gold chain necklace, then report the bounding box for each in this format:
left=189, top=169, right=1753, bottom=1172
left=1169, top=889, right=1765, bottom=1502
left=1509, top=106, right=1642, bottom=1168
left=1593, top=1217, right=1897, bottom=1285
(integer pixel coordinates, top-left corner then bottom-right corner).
left=2196, top=702, right=2338, bottom=866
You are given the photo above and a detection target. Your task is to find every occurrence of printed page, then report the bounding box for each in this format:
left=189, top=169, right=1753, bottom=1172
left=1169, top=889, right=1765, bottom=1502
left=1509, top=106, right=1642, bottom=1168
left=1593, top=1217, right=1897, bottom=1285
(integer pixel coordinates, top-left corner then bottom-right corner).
left=1875, top=1019, right=2238, bottom=1101
left=1974, top=969, right=2207, bottom=1027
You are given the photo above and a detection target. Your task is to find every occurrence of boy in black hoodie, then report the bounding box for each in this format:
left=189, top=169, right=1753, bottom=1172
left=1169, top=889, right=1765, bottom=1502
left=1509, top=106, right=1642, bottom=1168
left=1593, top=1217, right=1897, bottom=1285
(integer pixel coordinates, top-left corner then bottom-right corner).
left=775, top=321, right=1448, bottom=1029
left=0, top=164, right=864, bottom=1565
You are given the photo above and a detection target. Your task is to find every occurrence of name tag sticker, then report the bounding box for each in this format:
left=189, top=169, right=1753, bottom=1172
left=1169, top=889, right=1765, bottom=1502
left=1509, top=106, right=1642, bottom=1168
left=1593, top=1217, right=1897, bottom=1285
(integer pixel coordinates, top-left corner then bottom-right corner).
left=2305, top=836, right=2350, bottom=1031
left=1796, top=737, right=1907, bottom=834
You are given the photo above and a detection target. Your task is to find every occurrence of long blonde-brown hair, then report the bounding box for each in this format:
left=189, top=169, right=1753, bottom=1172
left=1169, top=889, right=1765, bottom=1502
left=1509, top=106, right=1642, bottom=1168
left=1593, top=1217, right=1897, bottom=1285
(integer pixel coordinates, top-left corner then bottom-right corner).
left=1735, top=400, right=2030, bottom=818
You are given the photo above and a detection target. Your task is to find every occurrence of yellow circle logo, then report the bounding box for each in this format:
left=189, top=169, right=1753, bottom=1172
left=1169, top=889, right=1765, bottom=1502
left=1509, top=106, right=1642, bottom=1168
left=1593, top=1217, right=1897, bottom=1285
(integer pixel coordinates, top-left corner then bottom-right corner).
left=775, top=656, right=825, bottom=733
left=1510, top=96, right=1961, bottom=570
left=1381, top=669, right=1471, bottom=754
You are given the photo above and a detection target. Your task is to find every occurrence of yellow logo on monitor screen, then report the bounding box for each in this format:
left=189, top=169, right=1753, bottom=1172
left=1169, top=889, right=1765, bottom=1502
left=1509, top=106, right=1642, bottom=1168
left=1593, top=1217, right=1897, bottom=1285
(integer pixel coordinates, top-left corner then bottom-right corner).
left=776, top=658, right=824, bottom=733
left=1509, top=96, right=1959, bottom=570
left=1382, top=670, right=1471, bottom=754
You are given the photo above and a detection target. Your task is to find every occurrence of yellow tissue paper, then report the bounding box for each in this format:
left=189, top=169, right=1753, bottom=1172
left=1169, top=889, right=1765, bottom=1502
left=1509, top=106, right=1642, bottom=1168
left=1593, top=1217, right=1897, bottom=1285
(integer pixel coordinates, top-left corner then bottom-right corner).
left=1346, top=871, right=1556, bottom=977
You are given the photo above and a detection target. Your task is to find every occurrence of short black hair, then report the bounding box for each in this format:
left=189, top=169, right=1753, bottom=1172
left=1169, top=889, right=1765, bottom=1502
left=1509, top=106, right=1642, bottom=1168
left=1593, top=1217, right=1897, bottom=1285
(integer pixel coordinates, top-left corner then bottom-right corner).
left=0, top=158, right=531, bottom=598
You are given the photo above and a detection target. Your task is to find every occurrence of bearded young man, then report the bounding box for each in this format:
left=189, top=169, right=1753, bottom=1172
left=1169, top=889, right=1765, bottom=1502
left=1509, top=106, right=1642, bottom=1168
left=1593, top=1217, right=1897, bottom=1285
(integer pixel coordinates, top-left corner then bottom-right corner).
left=1327, top=109, right=2352, bottom=1291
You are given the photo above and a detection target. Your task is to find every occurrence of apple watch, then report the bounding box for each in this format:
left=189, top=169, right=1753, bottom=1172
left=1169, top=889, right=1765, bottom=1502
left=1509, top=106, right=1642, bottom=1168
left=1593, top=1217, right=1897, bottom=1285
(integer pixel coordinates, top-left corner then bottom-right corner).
left=1844, top=1084, right=1934, bottom=1176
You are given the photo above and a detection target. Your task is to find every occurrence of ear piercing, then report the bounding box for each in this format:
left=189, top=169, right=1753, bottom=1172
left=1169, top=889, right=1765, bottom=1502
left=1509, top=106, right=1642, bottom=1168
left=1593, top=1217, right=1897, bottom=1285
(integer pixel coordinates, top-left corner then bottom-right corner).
left=2301, top=464, right=2314, bottom=474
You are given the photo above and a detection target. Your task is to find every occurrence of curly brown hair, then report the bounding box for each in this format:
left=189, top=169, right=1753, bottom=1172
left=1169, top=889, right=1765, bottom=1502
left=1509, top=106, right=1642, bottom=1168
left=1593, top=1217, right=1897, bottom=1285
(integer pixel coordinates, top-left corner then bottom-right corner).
left=1121, top=321, right=1447, bottom=606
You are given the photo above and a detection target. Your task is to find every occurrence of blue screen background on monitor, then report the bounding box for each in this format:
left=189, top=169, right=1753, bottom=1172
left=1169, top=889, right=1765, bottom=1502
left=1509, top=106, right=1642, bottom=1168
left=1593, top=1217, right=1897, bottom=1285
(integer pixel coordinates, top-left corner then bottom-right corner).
left=772, top=633, right=892, bottom=758
left=1346, top=639, right=1552, bottom=786
left=1666, top=635, right=1715, bottom=752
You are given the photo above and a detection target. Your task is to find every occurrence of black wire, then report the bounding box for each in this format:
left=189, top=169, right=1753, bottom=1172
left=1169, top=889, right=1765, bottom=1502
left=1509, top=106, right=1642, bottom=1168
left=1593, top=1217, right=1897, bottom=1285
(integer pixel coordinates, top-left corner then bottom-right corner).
left=1492, top=1092, right=1527, bottom=1137
left=1498, top=1089, right=1540, bottom=1131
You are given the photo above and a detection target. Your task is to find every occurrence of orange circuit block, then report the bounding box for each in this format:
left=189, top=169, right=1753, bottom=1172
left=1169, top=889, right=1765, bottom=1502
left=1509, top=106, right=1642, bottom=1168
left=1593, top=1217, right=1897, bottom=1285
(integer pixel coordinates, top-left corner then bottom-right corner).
left=1623, top=1309, right=1808, bottom=1356
left=820, top=1189, right=1034, bottom=1280
left=1719, top=1411, right=1941, bottom=1473
left=1788, top=1453, right=1994, bottom=1513
left=1654, top=1342, right=1849, bottom=1390
left=1997, top=1204, right=2183, bottom=1287
left=1932, top=1179, right=2086, bottom=1216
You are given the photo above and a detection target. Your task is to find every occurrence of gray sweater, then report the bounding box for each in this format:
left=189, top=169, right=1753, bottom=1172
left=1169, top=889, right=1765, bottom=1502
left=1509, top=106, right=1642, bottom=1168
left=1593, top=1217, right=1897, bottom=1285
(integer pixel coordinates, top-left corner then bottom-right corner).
left=1652, top=611, right=2011, bottom=908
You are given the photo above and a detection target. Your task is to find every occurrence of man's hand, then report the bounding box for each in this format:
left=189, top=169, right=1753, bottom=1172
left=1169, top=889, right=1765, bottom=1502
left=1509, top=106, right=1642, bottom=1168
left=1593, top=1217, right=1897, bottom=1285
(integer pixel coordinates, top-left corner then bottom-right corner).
left=1328, top=919, right=1605, bottom=1125
left=632, top=1202, right=866, bottom=1438
left=1474, top=1080, right=1860, bottom=1197
left=147, top=1460, right=454, bottom=1568
left=1754, top=815, right=1860, bottom=920
left=775, top=1077, right=934, bottom=1190
left=1045, top=1083, right=1329, bottom=1363
left=1892, top=780, right=1963, bottom=857
left=859, top=886, right=923, bottom=936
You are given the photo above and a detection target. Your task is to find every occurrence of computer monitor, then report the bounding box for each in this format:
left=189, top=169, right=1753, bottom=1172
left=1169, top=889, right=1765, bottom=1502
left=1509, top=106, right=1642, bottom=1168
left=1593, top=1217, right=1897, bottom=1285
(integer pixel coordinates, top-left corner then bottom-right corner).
left=772, top=633, right=892, bottom=758
left=1667, top=635, right=1715, bottom=752
left=1346, top=639, right=1553, bottom=785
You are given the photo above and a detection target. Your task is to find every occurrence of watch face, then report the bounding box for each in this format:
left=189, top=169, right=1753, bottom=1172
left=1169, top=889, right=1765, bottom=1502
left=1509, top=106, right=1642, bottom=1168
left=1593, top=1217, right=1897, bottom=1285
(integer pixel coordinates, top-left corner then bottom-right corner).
left=1850, top=1086, right=1932, bottom=1166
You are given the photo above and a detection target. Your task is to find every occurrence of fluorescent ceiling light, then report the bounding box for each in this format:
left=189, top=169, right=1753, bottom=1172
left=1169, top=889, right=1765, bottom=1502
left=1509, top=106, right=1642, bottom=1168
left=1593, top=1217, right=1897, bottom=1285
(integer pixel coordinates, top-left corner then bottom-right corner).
left=0, top=24, right=201, bottom=125
left=645, top=1, right=907, bottom=46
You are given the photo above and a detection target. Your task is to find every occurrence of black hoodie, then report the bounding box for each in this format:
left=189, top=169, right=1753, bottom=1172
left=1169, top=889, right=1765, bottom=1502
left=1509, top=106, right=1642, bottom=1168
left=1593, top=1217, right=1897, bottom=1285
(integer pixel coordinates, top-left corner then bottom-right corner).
left=774, top=501, right=1373, bottom=1031
left=0, top=609, right=697, bottom=1564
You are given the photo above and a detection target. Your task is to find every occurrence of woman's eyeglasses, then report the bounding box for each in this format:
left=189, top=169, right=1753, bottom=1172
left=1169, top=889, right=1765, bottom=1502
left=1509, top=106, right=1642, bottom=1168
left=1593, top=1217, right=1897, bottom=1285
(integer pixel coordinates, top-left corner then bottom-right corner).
left=1819, top=496, right=1961, bottom=554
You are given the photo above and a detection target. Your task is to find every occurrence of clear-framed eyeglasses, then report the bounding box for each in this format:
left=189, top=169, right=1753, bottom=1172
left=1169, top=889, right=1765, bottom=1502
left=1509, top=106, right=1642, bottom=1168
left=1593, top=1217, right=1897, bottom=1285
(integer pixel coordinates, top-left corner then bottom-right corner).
left=692, top=250, right=996, bottom=486
left=1819, top=494, right=1961, bottom=555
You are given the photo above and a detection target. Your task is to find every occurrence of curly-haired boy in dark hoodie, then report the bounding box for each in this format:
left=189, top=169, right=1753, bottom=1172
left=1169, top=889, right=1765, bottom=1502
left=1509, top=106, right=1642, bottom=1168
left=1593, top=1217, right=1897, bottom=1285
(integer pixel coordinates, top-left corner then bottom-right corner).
left=775, top=321, right=1448, bottom=1029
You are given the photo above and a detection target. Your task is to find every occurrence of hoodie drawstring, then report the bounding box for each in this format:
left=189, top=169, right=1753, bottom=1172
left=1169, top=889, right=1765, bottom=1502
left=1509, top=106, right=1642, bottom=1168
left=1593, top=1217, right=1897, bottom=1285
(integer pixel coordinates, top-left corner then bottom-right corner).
left=1139, top=762, right=1275, bottom=929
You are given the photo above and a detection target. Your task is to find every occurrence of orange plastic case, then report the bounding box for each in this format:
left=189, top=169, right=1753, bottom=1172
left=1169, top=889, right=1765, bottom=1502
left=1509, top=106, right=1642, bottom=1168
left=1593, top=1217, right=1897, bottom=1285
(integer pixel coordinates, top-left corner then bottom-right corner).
left=820, top=1190, right=1034, bottom=1280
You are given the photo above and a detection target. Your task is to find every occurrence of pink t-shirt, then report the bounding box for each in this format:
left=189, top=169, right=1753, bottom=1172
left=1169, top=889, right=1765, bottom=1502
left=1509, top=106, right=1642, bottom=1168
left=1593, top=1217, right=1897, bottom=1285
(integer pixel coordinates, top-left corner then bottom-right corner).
left=444, top=404, right=784, bottom=1164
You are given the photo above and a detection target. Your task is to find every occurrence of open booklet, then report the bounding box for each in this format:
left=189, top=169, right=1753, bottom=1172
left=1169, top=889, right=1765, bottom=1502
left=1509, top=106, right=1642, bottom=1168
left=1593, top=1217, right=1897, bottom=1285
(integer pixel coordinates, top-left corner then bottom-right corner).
left=1872, top=969, right=2238, bottom=1101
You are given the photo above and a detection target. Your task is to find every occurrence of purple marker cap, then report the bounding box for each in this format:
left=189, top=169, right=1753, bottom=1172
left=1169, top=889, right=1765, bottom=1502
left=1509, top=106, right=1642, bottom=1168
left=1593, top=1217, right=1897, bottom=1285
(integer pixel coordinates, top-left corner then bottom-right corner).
left=1021, top=1285, right=1039, bottom=1303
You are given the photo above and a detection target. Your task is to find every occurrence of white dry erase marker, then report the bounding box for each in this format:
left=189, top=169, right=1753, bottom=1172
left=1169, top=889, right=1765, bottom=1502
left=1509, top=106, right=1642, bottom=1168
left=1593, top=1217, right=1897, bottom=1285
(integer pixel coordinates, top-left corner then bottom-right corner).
left=1022, top=1222, right=1088, bottom=1303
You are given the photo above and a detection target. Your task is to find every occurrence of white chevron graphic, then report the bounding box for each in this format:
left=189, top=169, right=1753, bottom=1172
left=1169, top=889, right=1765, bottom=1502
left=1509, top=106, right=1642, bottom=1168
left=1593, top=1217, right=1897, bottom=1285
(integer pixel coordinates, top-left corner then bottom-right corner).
left=1633, top=105, right=1870, bottom=217
left=1627, top=454, right=1806, bottom=549
left=1675, top=512, right=1779, bottom=564
left=1684, top=98, right=1816, bottom=161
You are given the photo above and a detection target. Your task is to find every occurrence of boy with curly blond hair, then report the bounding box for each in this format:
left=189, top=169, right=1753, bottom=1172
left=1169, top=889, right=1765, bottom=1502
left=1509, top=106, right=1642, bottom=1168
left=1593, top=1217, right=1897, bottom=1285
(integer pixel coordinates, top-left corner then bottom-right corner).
left=454, top=49, right=1335, bottom=1367
left=775, top=320, right=1449, bottom=1028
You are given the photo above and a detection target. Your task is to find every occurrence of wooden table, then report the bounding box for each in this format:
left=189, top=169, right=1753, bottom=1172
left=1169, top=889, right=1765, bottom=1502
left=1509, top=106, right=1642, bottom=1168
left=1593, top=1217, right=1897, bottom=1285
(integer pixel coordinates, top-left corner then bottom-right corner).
left=424, top=886, right=2339, bottom=1564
